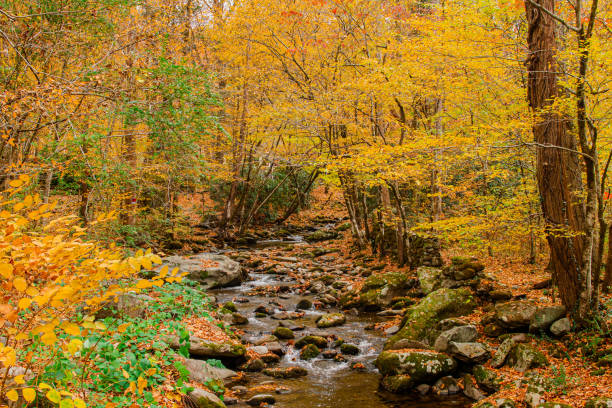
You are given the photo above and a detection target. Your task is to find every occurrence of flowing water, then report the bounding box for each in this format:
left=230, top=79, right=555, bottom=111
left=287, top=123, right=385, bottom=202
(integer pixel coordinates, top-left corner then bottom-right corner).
left=211, top=243, right=472, bottom=408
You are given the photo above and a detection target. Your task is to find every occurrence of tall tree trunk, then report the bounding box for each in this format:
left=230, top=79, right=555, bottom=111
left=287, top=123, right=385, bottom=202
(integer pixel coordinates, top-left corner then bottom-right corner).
left=525, top=0, right=587, bottom=319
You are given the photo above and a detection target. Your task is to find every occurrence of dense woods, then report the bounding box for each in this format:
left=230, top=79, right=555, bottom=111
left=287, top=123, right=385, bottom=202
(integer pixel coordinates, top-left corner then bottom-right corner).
left=0, top=0, right=611, bottom=407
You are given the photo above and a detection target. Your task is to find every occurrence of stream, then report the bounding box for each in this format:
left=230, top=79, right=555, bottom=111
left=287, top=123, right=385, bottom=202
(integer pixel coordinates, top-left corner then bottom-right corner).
left=211, top=241, right=472, bottom=408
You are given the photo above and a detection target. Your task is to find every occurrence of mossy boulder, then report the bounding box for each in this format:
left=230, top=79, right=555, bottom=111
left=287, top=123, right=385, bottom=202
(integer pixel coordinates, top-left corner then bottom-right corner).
left=417, top=266, right=444, bottom=295
left=385, top=288, right=475, bottom=349
left=375, top=350, right=457, bottom=383
left=262, top=367, right=308, bottom=378
left=350, top=271, right=414, bottom=311
left=340, top=343, right=359, bottom=355
left=381, top=374, right=415, bottom=393
left=473, top=364, right=500, bottom=393
left=273, top=326, right=294, bottom=340
left=316, top=313, right=346, bottom=328
left=300, top=344, right=321, bottom=360
left=295, top=335, right=327, bottom=349
left=305, top=230, right=339, bottom=242
left=494, top=300, right=538, bottom=330
left=535, top=403, right=574, bottom=408
left=506, top=343, right=547, bottom=372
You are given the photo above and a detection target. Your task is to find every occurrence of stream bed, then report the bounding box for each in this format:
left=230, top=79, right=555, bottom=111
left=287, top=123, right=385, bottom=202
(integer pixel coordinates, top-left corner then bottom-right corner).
left=211, top=244, right=472, bottom=408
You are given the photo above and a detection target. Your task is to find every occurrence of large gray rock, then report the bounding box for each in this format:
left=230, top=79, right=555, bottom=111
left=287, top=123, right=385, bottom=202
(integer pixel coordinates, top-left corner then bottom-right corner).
left=494, top=300, right=538, bottom=330
left=530, top=305, right=566, bottom=333
left=550, top=317, right=571, bottom=337
left=316, top=313, right=346, bottom=328
left=434, top=325, right=478, bottom=352
left=168, top=335, right=247, bottom=362
left=385, top=288, right=475, bottom=349
left=157, top=253, right=247, bottom=289
left=417, top=266, right=443, bottom=295
left=188, top=387, right=226, bottom=408
left=447, top=342, right=490, bottom=364
left=183, top=358, right=236, bottom=383
left=491, top=338, right=516, bottom=368
left=507, top=344, right=547, bottom=372
left=96, top=292, right=155, bottom=319
left=376, top=350, right=457, bottom=384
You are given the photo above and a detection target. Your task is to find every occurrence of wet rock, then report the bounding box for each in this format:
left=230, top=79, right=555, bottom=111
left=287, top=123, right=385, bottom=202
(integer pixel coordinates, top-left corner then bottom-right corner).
left=184, top=358, right=236, bottom=383
left=265, top=342, right=285, bottom=356
left=322, top=350, right=339, bottom=359
left=254, top=335, right=278, bottom=346
left=273, top=326, right=294, bottom=339
left=295, top=335, right=327, bottom=349
left=385, top=288, right=475, bottom=349
left=232, top=313, right=248, bottom=325
left=507, top=343, right=547, bottom=372
left=381, top=374, right=414, bottom=393
left=585, top=397, right=612, bottom=408
left=416, top=384, right=431, bottom=395
left=388, top=339, right=431, bottom=350
left=316, top=313, right=346, bottom=328
left=463, top=373, right=486, bottom=401
left=494, top=300, right=538, bottom=330
left=550, top=317, right=571, bottom=337
left=260, top=353, right=281, bottom=364
left=530, top=305, right=566, bottom=333
left=473, top=364, right=500, bottom=393
left=254, top=305, right=273, bottom=315
left=491, top=338, right=515, bottom=368
left=157, top=253, right=246, bottom=289
left=433, top=376, right=461, bottom=395
left=231, top=386, right=248, bottom=395
left=246, top=394, right=276, bottom=406
left=375, top=350, right=457, bottom=384
left=188, top=387, right=226, bottom=408
left=244, top=358, right=265, bottom=372
left=340, top=343, right=359, bottom=355
left=262, top=366, right=308, bottom=378
left=296, top=298, right=312, bottom=310
left=385, top=325, right=400, bottom=335
left=300, top=343, right=321, bottom=360
left=305, top=230, right=339, bottom=242
left=433, top=325, right=478, bottom=352
left=223, top=301, right=237, bottom=312
left=447, top=342, right=490, bottom=364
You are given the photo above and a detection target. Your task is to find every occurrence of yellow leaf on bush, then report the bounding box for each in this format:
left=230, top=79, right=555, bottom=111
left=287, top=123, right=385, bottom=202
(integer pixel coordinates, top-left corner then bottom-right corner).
left=74, top=398, right=86, bottom=408
left=17, top=298, right=32, bottom=310
left=8, top=179, right=23, bottom=188
left=22, top=388, right=36, bottom=402
left=60, top=399, right=74, bottom=408
left=46, top=389, right=61, bottom=403
left=0, top=263, right=13, bottom=279
left=60, top=322, right=80, bottom=336
left=41, top=331, right=57, bottom=346
left=0, top=210, right=10, bottom=218
left=13, top=277, right=27, bottom=292
left=67, top=339, right=83, bottom=354
left=13, top=375, right=25, bottom=384
left=5, top=389, right=18, bottom=402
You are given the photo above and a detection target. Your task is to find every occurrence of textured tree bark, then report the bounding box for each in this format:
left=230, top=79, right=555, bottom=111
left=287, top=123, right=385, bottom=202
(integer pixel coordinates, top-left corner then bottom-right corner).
left=524, top=0, right=587, bottom=317
left=604, top=223, right=612, bottom=293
